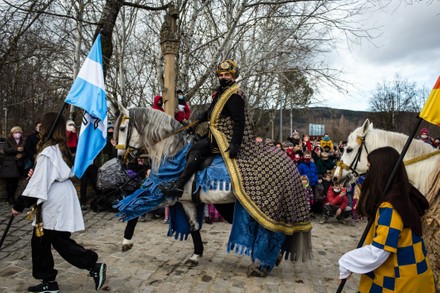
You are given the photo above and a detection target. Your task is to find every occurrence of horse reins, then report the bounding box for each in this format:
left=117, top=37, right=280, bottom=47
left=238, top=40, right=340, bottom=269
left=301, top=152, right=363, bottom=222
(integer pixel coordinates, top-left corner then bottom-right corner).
left=152, top=120, right=200, bottom=145
left=115, top=114, right=199, bottom=163
left=403, top=149, right=440, bottom=166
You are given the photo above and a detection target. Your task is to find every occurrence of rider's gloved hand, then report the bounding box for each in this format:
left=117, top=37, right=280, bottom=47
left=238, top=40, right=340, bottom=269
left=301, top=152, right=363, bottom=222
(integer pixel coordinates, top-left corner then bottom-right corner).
left=226, top=143, right=239, bottom=159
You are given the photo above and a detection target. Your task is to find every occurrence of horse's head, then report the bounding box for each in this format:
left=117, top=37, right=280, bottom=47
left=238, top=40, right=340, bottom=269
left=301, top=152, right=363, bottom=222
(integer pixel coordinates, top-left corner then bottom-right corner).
left=333, top=119, right=373, bottom=183
left=114, top=106, right=142, bottom=163
left=114, top=105, right=188, bottom=169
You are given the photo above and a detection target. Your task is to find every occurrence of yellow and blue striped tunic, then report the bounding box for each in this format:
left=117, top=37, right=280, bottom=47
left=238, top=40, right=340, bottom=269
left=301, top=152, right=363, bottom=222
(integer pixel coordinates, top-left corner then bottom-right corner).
left=359, top=202, right=435, bottom=293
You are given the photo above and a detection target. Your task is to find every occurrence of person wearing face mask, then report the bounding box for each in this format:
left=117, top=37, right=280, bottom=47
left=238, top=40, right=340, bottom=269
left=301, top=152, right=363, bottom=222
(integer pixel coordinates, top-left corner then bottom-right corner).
left=297, top=150, right=319, bottom=196
left=418, top=127, right=432, bottom=145
left=315, top=151, right=335, bottom=176
left=320, top=183, right=352, bottom=224
left=159, top=60, right=312, bottom=270
left=0, top=126, right=27, bottom=204
left=174, top=89, right=191, bottom=124
left=159, top=59, right=246, bottom=198
left=152, top=95, right=164, bottom=111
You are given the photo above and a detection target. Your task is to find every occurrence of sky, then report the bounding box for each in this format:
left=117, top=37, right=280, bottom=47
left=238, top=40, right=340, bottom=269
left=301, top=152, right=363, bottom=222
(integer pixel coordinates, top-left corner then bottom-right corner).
left=318, top=1, right=440, bottom=111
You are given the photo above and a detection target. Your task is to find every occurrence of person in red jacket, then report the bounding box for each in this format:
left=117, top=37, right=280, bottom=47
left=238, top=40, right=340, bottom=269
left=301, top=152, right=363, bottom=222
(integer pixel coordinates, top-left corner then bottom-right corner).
left=174, top=90, right=191, bottom=124
left=152, top=95, right=164, bottom=111
left=319, top=184, right=352, bottom=224
left=66, top=120, right=78, bottom=155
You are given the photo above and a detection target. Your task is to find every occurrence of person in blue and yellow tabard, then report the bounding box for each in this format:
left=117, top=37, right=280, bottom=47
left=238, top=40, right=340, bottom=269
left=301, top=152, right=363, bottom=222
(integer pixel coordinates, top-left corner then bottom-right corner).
left=338, top=146, right=435, bottom=292
left=160, top=59, right=311, bottom=238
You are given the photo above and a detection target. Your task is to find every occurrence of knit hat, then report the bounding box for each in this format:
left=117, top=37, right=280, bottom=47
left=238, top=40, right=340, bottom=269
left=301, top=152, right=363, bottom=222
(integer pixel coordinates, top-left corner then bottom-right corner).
left=10, top=126, right=23, bottom=134
left=420, top=128, right=429, bottom=135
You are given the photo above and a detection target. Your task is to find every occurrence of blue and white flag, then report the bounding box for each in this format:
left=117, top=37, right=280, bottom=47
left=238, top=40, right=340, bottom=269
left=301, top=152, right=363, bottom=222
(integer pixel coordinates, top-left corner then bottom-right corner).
left=65, top=34, right=107, bottom=178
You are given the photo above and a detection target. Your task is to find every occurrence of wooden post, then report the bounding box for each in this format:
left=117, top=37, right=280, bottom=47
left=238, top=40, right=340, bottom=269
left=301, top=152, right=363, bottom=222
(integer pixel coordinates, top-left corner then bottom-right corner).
left=160, top=4, right=179, bottom=117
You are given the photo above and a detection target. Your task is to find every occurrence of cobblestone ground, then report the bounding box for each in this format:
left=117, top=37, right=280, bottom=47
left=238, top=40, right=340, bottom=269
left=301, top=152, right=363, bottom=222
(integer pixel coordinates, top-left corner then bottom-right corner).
left=0, top=200, right=365, bottom=293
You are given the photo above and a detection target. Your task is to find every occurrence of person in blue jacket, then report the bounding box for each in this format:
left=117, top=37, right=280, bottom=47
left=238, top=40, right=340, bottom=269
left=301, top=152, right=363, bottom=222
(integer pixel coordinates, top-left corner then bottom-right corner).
left=297, top=150, right=319, bottom=193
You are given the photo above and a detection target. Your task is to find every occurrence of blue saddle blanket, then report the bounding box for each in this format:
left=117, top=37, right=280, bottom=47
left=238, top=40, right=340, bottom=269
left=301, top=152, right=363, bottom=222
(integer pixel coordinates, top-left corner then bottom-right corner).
left=113, top=143, right=231, bottom=221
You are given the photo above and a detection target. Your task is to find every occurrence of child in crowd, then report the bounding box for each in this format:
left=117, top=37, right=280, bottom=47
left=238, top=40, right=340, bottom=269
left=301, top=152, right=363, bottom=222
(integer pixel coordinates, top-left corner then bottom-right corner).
left=285, top=142, right=295, bottom=160
left=300, top=175, right=314, bottom=216
left=321, top=170, right=333, bottom=197
left=320, top=183, right=352, bottom=224
left=312, top=174, right=326, bottom=214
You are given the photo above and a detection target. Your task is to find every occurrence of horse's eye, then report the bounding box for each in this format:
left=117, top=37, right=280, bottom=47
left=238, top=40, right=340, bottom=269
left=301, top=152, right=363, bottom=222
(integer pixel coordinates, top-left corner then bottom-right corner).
left=120, top=127, right=126, bottom=132
left=346, top=147, right=353, bottom=154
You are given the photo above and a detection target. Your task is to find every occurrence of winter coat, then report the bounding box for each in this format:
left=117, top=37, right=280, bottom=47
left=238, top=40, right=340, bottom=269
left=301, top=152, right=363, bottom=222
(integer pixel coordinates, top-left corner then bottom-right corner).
left=297, top=161, right=318, bottom=187
left=0, top=136, right=26, bottom=178
left=326, top=188, right=348, bottom=211
left=175, top=101, right=191, bottom=122
left=152, top=95, right=164, bottom=111
left=316, top=158, right=336, bottom=175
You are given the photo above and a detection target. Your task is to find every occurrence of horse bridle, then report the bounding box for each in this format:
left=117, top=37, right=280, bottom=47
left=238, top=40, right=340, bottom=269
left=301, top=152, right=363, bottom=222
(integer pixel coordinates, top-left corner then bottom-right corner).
left=115, top=115, right=142, bottom=163
left=115, top=114, right=198, bottom=163
left=336, top=135, right=369, bottom=182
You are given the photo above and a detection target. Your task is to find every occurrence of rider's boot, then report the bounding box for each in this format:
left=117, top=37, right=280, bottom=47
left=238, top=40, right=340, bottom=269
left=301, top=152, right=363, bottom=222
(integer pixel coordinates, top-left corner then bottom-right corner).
left=159, top=151, right=202, bottom=198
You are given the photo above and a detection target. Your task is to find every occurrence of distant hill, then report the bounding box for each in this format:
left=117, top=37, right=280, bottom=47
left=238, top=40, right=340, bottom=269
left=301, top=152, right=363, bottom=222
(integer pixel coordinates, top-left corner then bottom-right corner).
left=190, top=104, right=439, bottom=143
left=251, top=106, right=371, bottom=142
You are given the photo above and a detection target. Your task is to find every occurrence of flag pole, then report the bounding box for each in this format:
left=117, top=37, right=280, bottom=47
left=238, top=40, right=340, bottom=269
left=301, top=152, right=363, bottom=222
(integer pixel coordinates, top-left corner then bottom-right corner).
left=0, top=215, right=14, bottom=251
left=336, top=116, right=423, bottom=293
left=45, top=103, right=69, bottom=143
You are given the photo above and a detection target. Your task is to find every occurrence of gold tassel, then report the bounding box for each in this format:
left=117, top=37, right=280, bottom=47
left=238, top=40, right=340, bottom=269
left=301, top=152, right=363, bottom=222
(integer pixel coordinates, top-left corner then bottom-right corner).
left=26, top=207, right=36, bottom=221
left=35, top=223, right=44, bottom=237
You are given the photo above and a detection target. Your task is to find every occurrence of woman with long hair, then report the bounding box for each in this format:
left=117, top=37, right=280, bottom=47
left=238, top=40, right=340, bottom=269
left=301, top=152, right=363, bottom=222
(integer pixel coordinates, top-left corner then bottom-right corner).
left=338, top=146, right=435, bottom=292
left=11, top=112, right=107, bottom=293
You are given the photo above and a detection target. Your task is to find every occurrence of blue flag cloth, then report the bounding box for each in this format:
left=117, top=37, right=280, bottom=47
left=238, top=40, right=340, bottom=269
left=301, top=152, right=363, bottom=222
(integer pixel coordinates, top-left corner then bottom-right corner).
left=65, top=34, right=107, bottom=178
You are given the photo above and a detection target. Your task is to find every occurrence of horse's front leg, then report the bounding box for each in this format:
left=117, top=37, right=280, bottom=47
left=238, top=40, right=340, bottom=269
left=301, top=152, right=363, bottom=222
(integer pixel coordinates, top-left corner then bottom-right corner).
left=184, top=230, right=203, bottom=267
left=180, top=201, right=200, bottom=231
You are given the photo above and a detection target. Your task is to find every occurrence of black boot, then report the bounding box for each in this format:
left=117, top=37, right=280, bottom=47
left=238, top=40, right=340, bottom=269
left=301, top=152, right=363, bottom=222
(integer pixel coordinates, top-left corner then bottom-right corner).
left=160, top=151, right=202, bottom=198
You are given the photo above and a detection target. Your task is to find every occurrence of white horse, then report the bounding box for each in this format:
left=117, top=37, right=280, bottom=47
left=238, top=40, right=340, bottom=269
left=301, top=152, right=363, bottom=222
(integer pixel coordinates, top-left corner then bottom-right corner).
left=334, top=119, right=440, bottom=288
left=114, top=107, right=235, bottom=226
left=113, top=106, right=311, bottom=275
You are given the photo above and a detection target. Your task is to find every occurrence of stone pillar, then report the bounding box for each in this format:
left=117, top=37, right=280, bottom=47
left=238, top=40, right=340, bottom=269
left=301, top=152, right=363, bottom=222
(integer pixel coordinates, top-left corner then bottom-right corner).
left=160, top=4, right=179, bottom=117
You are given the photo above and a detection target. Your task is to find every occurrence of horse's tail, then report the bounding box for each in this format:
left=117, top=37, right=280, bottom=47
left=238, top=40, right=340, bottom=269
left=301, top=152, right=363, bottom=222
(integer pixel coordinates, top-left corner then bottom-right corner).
left=423, top=160, right=440, bottom=290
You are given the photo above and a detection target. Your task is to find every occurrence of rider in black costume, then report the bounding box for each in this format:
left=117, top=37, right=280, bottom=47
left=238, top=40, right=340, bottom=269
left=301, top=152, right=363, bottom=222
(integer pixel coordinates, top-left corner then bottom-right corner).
left=160, top=59, right=245, bottom=198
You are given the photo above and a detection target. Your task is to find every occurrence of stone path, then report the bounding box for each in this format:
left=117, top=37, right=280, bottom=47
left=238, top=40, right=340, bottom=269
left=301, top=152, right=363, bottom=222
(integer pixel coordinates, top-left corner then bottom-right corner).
left=0, top=201, right=365, bottom=293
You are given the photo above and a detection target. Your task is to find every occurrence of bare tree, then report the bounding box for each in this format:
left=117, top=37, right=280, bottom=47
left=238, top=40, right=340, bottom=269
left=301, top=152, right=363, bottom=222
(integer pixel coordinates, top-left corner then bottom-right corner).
left=369, top=74, right=426, bottom=130
left=0, top=0, right=379, bottom=135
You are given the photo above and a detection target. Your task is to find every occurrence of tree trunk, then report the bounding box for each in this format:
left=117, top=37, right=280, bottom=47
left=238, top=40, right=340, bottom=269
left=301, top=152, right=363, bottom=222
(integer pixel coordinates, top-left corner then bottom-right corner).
left=94, top=0, right=124, bottom=78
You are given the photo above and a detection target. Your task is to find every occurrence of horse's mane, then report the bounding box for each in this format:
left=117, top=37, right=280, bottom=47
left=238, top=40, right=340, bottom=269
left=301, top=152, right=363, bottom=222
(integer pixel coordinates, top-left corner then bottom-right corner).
left=130, top=107, right=189, bottom=170
left=351, top=125, right=435, bottom=160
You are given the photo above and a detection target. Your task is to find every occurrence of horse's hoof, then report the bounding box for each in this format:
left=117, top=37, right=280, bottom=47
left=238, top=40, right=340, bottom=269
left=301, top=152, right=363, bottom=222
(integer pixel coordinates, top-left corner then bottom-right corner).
left=276, top=253, right=283, bottom=266
left=122, top=243, right=133, bottom=252
left=247, top=265, right=268, bottom=278
left=184, top=254, right=201, bottom=267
